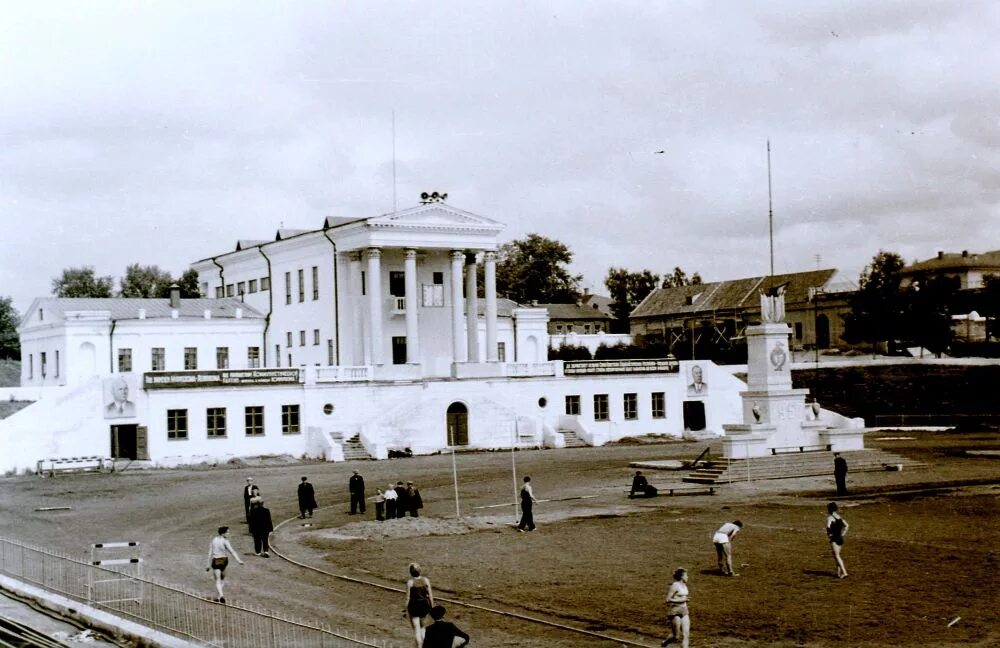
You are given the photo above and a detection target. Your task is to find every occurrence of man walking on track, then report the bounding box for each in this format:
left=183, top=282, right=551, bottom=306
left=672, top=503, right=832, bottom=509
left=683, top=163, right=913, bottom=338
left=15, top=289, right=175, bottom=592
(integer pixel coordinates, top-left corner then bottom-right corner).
left=712, top=520, right=743, bottom=576
left=349, top=470, right=366, bottom=514
left=834, top=453, right=849, bottom=496
left=206, top=526, right=243, bottom=603
left=517, top=475, right=537, bottom=532
left=297, top=476, right=317, bottom=518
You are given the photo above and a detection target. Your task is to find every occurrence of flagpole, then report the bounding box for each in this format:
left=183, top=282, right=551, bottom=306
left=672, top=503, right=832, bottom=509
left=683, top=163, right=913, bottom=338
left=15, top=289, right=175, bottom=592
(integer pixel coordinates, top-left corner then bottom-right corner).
left=767, top=140, right=774, bottom=286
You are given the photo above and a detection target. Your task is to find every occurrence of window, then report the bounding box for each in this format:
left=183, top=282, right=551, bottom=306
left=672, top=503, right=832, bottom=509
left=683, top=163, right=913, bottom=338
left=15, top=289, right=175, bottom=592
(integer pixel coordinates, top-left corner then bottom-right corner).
left=184, top=347, right=197, bottom=370
left=151, top=347, right=165, bottom=371
left=226, top=284, right=234, bottom=297
left=167, top=409, right=188, bottom=440
left=55, top=350, right=60, bottom=377
left=260, top=277, right=270, bottom=291
left=422, top=284, right=445, bottom=307
left=286, top=332, right=293, bottom=348
left=389, top=271, right=405, bottom=297
left=248, top=279, right=258, bottom=293
left=28, top=354, right=32, bottom=379
left=117, top=348, right=132, bottom=372
left=555, top=324, right=564, bottom=332
left=215, top=286, right=224, bottom=298
left=313, top=329, right=320, bottom=345
left=361, top=270, right=366, bottom=295
left=624, top=393, right=638, bottom=420
left=216, top=347, right=229, bottom=369
left=285, top=271, right=292, bottom=305
left=40, top=351, right=47, bottom=378
left=237, top=281, right=246, bottom=296
left=275, top=345, right=281, bottom=367
left=287, top=353, right=292, bottom=367
left=282, top=404, right=300, bottom=434
left=298, top=268, right=305, bottom=302
left=207, top=407, right=226, bottom=437
left=584, top=324, right=592, bottom=334
left=200, top=282, right=208, bottom=297
left=565, top=395, right=581, bottom=415
left=327, top=339, right=334, bottom=365
left=299, top=330, right=306, bottom=347
left=39, top=308, right=44, bottom=321
left=652, top=392, right=666, bottom=419
left=433, top=272, right=444, bottom=284
left=497, top=342, right=506, bottom=362
left=594, top=394, right=609, bottom=421
left=312, top=266, right=319, bottom=300
left=795, top=322, right=803, bottom=340
left=248, top=346, right=261, bottom=368
left=245, top=406, right=264, bottom=436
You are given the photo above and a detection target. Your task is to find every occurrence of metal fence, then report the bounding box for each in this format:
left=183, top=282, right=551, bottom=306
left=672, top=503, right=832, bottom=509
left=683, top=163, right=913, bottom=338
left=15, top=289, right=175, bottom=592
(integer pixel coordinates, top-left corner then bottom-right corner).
left=0, top=537, right=396, bottom=647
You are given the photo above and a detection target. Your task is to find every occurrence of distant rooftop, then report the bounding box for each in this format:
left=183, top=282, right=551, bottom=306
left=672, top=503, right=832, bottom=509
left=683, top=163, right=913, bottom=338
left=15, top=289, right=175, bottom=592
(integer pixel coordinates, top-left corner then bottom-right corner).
left=27, top=298, right=263, bottom=323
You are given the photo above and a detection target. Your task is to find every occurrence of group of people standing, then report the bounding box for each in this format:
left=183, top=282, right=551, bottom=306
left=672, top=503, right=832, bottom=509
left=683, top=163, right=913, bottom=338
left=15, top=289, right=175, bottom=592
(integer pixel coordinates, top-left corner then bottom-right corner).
left=373, top=479, right=424, bottom=521
left=661, top=504, right=851, bottom=647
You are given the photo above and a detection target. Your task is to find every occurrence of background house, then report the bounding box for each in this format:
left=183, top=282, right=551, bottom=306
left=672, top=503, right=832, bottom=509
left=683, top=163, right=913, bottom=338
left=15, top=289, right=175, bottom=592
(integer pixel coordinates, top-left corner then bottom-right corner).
left=901, top=249, right=1000, bottom=290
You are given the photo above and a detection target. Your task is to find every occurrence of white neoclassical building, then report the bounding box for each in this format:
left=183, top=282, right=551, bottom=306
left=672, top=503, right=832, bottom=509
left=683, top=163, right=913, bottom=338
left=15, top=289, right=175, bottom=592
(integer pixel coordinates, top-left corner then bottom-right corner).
left=5, top=201, right=753, bottom=474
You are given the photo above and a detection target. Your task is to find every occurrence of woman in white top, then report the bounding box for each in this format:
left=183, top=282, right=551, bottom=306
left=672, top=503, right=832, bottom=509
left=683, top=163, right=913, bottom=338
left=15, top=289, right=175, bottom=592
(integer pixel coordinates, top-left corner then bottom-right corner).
left=206, top=526, right=243, bottom=603
left=662, top=568, right=690, bottom=647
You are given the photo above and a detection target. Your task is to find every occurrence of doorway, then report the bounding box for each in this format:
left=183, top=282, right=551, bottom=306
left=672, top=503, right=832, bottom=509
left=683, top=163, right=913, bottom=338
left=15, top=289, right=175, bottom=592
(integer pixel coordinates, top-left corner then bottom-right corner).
left=446, top=402, right=469, bottom=446
left=110, top=425, right=147, bottom=460
left=682, top=401, right=706, bottom=432
left=816, top=314, right=830, bottom=349
left=392, top=336, right=407, bottom=365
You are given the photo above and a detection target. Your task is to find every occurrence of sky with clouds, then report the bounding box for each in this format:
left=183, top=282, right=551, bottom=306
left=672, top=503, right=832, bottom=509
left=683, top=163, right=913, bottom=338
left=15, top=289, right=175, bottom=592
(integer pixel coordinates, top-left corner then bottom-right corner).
left=2, top=1, right=998, bottom=313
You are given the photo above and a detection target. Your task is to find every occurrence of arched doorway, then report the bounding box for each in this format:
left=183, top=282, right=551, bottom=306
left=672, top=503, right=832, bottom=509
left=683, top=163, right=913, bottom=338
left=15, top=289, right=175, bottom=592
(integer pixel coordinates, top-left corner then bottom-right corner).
left=816, top=314, right=830, bottom=349
left=446, top=402, right=469, bottom=446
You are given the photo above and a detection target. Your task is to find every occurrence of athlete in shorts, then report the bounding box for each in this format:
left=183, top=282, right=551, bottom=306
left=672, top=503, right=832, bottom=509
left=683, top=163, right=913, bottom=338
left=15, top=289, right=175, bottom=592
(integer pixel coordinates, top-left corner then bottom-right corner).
left=206, top=526, right=243, bottom=603
left=712, top=520, right=743, bottom=576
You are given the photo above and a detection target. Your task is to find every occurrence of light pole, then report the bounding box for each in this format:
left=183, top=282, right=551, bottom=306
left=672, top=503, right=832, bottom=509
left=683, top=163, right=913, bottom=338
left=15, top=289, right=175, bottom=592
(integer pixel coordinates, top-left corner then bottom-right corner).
left=449, top=425, right=460, bottom=518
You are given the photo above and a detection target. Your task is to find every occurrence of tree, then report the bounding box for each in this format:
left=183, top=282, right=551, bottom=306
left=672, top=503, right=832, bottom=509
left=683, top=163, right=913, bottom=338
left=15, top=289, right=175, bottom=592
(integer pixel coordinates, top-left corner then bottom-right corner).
left=51, top=266, right=114, bottom=298
left=118, top=264, right=175, bottom=298
left=661, top=267, right=703, bottom=288
left=905, top=275, right=957, bottom=356
left=495, top=234, right=582, bottom=304
left=176, top=268, right=203, bottom=298
left=982, top=274, right=1000, bottom=342
left=604, top=267, right=660, bottom=333
left=0, top=296, right=19, bottom=360
left=843, top=251, right=906, bottom=349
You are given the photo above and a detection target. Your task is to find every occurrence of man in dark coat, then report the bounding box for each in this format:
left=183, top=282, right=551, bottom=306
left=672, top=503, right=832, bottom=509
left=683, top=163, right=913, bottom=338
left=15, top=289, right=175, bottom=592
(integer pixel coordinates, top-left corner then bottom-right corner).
left=349, top=470, right=366, bottom=515
left=406, top=481, right=423, bottom=517
left=242, top=477, right=256, bottom=528
left=248, top=498, right=274, bottom=557
left=297, top=476, right=317, bottom=518
left=629, top=470, right=658, bottom=498
left=834, top=453, right=849, bottom=495
left=394, top=480, right=409, bottom=518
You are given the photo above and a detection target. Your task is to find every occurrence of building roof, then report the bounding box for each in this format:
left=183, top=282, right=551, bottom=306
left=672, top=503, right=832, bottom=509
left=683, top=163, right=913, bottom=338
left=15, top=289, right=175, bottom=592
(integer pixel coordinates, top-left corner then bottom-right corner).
left=631, top=269, right=838, bottom=319
left=535, top=303, right=613, bottom=321
left=903, top=249, right=1000, bottom=274
left=579, top=293, right=615, bottom=317
left=25, top=298, right=264, bottom=324
left=476, top=298, right=521, bottom=318
left=235, top=240, right=268, bottom=251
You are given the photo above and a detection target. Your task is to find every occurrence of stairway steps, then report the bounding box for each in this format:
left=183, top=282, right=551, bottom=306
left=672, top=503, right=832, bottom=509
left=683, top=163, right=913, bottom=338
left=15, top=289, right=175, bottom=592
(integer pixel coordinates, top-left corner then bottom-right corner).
left=560, top=429, right=589, bottom=448
left=682, top=449, right=913, bottom=485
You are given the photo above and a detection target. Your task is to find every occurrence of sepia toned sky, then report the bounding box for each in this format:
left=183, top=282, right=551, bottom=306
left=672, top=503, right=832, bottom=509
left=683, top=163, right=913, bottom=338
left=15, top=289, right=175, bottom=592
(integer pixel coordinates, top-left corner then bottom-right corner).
left=2, top=1, right=998, bottom=313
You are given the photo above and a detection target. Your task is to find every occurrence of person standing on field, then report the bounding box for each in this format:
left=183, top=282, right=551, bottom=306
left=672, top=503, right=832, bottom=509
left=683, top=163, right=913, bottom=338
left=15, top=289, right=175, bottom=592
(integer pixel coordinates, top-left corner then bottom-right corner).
left=712, top=520, right=742, bottom=576
left=826, top=502, right=850, bottom=579
left=248, top=498, right=273, bottom=557
left=349, top=470, right=366, bottom=515
left=517, top=475, right=537, bottom=532
left=385, top=483, right=398, bottom=519
left=206, top=526, right=243, bottom=603
left=833, top=453, right=849, bottom=496
left=661, top=567, right=690, bottom=647
left=297, top=476, right=317, bottom=519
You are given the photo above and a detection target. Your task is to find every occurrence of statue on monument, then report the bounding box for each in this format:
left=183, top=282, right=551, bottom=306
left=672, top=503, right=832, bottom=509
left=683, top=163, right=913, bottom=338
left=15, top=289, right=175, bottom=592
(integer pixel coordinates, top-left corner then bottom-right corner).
left=759, top=282, right=788, bottom=323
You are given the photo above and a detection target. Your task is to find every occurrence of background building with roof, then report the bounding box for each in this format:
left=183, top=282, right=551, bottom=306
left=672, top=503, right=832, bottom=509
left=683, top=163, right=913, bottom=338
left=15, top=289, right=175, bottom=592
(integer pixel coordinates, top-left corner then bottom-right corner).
left=629, top=269, right=855, bottom=355
left=900, top=249, right=1000, bottom=290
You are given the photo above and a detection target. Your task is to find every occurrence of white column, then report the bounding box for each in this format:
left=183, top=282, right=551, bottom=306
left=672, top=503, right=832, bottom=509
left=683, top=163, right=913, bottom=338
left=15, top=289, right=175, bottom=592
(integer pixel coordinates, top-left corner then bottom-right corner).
left=465, top=253, right=480, bottom=363
left=450, top=250, right=466, bottom=362
left=404, top=248, right=419, bottom=364
left=349, top=253, right=364, bottom=364
left=366, top=247, right=383, bottom=365
left=484, top=250, right=498, bottom=361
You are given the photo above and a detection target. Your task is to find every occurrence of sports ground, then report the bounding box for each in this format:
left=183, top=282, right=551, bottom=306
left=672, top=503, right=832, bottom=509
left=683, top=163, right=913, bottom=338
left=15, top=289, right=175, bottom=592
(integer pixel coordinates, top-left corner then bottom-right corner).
left=1, top=430, right=997, bottom=647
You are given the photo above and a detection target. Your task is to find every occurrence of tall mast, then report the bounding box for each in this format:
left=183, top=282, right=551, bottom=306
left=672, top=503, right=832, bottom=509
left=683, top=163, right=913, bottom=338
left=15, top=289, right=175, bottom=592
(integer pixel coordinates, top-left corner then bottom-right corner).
left=392, top=110, right=397, bottom=214
left=767, top=140, right=774, bottom=289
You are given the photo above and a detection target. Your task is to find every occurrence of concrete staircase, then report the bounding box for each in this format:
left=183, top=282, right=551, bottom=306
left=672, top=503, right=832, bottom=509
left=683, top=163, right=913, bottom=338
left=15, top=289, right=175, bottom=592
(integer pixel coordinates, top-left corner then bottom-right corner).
left=341, top=434, right=373, bottom=461
left=560, top=428, right=589, bottom=448
left=683, top=449, right=913, bottom=485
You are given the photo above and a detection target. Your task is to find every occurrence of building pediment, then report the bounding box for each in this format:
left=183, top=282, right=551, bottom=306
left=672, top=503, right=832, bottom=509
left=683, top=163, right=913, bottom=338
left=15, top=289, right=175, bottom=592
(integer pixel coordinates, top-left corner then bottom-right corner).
left=367, top=203, right=504, bottom=234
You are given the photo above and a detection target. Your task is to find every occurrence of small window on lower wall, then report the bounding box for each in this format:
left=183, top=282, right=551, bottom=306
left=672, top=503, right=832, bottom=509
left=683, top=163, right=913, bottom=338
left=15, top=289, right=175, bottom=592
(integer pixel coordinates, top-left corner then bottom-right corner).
left=207, top=408, right=227, bottom=437
left=624, top=393, right=637, bottom=420
left=652, top=392, right=666, bottom=418
left=282, top=404, right=301, bottom=435
left=594, top=394, right=609, bottom=421
left=245, top=406, right=264, bottom=436
left=565, top=395, right=580, bottom=415
left=167, top=409, right=188, bottom=440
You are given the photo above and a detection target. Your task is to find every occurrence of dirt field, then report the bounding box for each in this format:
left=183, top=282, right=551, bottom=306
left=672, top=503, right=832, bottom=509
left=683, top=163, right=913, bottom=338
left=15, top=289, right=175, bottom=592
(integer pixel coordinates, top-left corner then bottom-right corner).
left=1, top=431, right=998, bottom=647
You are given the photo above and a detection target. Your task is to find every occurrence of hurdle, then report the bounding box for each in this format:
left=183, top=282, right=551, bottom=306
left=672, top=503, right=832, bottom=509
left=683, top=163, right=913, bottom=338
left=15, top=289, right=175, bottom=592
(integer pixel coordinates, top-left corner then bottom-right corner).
left=88, top=541, right=143, bottom=605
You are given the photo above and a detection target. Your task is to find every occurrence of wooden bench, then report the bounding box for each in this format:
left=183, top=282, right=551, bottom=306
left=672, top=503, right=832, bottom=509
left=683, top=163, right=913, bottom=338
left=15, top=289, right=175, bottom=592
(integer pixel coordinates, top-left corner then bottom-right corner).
left=37, top=456, right=111, bottom=477
left=625, top=485, right=716, bottom=497
left=769, top=444, right=831, bottom=455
